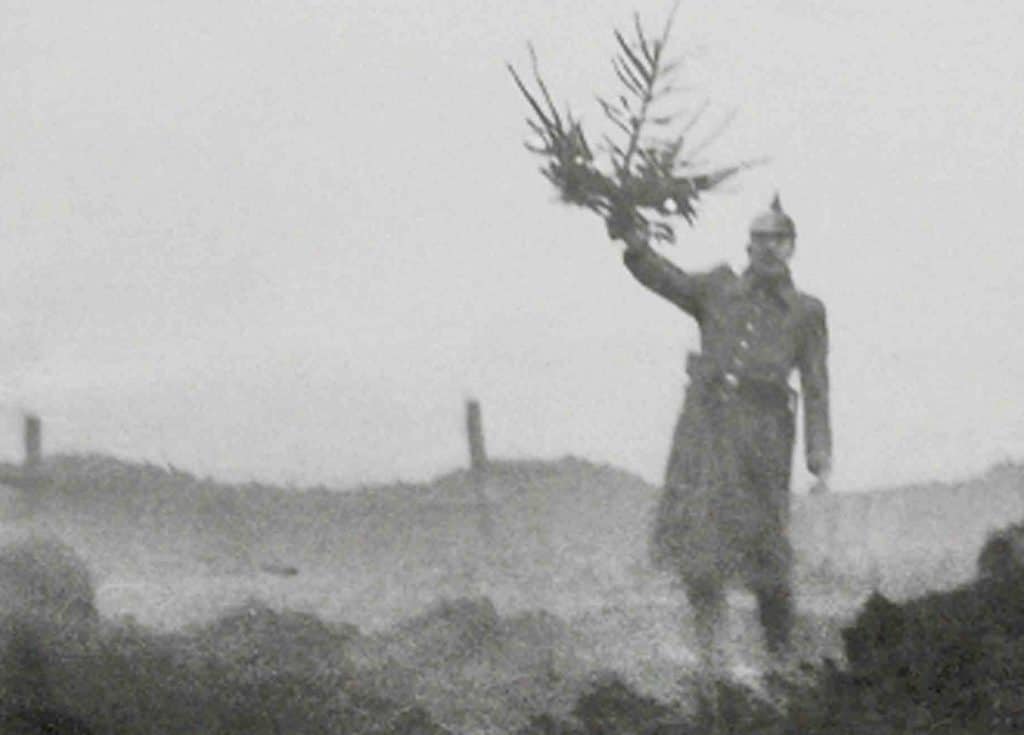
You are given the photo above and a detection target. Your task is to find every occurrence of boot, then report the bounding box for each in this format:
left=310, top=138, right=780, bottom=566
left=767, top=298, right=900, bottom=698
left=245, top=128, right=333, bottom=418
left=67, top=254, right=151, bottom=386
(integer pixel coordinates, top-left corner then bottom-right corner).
left=756, top=583, right=794, bottom=658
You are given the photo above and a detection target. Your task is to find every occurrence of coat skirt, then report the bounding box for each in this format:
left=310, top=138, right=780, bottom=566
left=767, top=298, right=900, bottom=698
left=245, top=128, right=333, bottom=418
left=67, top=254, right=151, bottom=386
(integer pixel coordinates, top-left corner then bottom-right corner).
left=650, top=355, right=797, bottom=593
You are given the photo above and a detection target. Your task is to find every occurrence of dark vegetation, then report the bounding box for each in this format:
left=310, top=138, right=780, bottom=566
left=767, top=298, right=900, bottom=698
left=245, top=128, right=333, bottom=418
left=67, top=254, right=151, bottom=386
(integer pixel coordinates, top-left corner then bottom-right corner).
left=518, top=557, right=1024, bottom=734
left=0, top=538, right=447, bottom=735
left=7, top=541, right=1023, bottom=735
left=2, top=454, right=1023, bottom=733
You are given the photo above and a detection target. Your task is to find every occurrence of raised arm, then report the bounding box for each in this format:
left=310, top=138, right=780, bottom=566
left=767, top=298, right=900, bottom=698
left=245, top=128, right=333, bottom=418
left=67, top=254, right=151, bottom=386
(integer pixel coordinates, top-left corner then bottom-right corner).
left=798, top=297, right=832, bottom=478
left=619, top=230, right=709, bottom=319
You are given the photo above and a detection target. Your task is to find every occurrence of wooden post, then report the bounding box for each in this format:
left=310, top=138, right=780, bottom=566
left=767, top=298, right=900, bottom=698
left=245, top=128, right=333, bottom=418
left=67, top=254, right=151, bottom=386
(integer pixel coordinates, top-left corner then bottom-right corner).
left=465, top=399, right=495, bottom=581
left=23, top=414, right=41, bottom=470
left=465, top=399, right=488, bottom=472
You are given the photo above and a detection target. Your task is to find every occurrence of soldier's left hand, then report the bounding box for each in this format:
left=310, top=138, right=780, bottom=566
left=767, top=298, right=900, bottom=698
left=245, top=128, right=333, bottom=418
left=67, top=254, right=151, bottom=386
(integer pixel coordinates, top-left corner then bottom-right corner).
left=809, top=468, right=831, bottom=495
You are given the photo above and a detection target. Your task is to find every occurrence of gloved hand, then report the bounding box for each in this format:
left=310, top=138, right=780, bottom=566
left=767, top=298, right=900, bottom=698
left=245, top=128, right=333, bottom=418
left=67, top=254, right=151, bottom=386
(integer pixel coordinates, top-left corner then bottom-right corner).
left=607, top=217, right=649, bottom=252
left=809, top=466, right=831, bottom=495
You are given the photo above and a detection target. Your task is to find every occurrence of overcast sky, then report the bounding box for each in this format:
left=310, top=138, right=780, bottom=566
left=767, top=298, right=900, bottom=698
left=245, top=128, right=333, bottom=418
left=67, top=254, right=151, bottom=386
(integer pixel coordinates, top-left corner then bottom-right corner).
left=1, top=0, right=1022, bottom=491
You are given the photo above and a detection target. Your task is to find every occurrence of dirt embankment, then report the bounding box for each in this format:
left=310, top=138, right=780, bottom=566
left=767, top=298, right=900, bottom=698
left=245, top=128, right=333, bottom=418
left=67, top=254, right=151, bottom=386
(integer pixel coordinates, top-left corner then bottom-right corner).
left=2, top=454, right=1023, bottom=732
left=12, top=453, right=1023, bottom=611
left=4, top=532, right=1024, bottom=734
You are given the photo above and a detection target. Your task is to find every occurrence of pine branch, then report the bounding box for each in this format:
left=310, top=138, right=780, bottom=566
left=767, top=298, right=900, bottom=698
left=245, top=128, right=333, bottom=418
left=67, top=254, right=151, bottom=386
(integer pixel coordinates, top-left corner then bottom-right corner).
left=611, top=57, right=646, bottom=98
left=687, top=107, right=738, bottom=160
left=508, top=2, right=761, bottom=246
left=634, top=12, right=655, bottom=67
left=528, top=44, right=563, bottom=133
left=680, top=98, right=710, bottom=136
left=615, top=31, right=653, bottom=85
left=597, top=97, right=633, bottom=136
left=613, top=34, right=660, bottom=181
left=508, top=65, right=549, bottom=128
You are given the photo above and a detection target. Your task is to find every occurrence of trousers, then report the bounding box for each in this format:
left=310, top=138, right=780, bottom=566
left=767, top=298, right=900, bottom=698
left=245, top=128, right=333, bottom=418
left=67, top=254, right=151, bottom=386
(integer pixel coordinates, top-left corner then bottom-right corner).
left=650, top=354, right=797, bottom=649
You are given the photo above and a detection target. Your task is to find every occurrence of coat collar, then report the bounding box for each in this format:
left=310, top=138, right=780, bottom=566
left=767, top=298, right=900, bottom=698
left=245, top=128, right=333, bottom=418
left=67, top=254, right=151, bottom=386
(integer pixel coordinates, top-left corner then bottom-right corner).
left=740, top=266, right=798, bottom=310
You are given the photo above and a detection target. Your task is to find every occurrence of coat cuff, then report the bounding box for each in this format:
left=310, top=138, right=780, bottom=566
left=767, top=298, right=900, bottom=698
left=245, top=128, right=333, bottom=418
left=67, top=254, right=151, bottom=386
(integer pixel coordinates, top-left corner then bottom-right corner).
left=808, top=451, right=832, bottom=477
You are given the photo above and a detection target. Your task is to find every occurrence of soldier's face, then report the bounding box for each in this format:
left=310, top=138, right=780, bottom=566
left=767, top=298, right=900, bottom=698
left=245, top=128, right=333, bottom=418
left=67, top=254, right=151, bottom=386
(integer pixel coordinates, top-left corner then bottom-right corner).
left=748, top=234, right=795, bottom=275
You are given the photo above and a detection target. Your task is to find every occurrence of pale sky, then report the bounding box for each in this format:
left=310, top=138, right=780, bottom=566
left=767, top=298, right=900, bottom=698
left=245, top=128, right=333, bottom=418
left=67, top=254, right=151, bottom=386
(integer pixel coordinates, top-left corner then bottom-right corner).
left=1, top=0, right=1022, bottom=491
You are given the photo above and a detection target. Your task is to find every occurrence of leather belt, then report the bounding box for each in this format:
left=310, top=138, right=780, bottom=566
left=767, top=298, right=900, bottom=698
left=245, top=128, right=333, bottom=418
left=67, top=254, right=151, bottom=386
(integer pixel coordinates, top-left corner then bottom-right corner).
left=686, top=353, right=795, bottom=410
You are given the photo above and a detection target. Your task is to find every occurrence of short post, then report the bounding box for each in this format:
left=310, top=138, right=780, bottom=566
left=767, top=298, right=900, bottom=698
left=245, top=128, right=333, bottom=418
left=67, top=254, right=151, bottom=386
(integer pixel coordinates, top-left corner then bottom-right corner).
left=465, top=399, right=495, bottom=560
left=23, top=414, right=41, bottom=470
left=465, top=399, right=488, bottom=472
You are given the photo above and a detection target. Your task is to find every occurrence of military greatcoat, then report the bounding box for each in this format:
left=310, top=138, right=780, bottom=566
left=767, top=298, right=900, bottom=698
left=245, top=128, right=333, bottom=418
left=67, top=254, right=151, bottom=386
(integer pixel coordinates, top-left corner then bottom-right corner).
left=624, top=244, right=831, bottom=592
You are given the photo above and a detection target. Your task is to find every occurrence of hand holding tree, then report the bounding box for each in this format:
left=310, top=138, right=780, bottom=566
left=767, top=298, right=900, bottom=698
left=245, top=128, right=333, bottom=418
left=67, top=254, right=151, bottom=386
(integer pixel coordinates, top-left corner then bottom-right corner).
left=508, top=3, right=762, bottom=246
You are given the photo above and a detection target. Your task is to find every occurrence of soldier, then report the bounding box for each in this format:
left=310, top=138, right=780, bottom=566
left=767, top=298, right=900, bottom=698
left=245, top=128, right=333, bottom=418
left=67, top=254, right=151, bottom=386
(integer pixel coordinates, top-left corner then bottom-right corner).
left=612, top=195, right=832, bottom=670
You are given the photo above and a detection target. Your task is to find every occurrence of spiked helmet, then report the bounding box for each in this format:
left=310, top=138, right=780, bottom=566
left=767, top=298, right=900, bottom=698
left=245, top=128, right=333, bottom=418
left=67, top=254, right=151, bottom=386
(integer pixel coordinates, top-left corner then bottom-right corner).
left=750, top=194, right=796, bottom=238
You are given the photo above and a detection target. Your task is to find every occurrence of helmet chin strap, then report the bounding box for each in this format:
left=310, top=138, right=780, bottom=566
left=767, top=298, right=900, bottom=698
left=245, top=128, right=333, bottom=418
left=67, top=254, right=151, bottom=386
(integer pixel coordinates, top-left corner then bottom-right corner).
left=748, top=253, right=792, bottom=283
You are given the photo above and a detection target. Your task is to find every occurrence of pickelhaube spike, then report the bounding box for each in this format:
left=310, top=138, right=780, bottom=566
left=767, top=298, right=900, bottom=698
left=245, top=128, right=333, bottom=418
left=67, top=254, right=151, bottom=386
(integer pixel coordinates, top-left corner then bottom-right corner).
left=750, top=192, right=796, bottom=237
